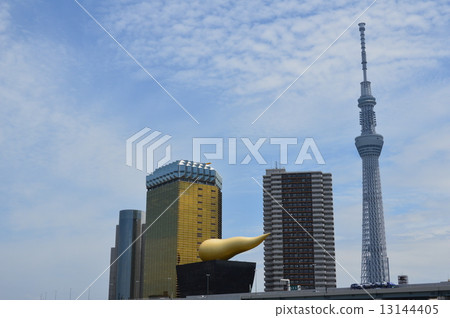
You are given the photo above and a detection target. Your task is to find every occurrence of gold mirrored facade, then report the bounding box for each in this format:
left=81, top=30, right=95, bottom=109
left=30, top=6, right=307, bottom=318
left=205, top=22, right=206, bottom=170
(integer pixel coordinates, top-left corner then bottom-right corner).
left=141, top=161, right=222, bottom=298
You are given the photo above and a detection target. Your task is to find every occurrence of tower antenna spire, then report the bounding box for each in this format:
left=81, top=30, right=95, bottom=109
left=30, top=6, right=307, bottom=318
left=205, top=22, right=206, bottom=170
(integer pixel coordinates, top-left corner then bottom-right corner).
left=359, top=22, right=368, bottom=82
left=358, top=22, right=372, bottom=97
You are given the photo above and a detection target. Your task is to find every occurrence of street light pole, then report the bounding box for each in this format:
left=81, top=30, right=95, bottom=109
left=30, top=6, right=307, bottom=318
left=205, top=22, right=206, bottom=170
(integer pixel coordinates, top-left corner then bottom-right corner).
left=206, top=273, right=210, bottom=295
left=255, top=268, right=257, bottom=293
left=167, top=277, right=172, bottom=299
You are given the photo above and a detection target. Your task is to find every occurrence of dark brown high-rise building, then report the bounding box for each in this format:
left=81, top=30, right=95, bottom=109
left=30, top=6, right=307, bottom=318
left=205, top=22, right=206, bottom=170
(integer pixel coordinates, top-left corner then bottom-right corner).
left=263, top=169, right=336, bottom=291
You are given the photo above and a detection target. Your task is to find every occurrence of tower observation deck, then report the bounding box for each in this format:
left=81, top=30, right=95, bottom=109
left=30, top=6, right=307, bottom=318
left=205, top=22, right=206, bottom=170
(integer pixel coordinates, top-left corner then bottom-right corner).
left=355, top=23, right=390, bottom=284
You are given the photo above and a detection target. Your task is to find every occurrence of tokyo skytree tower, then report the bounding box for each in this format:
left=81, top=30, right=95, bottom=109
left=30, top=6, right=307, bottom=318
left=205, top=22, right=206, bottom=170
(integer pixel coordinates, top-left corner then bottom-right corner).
left=355, top=23, right=390, bottom=284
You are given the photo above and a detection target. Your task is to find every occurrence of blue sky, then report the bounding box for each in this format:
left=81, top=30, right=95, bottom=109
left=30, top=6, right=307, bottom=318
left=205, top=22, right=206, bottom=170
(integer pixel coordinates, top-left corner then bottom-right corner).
left=0, top=0, right=449, bottom=299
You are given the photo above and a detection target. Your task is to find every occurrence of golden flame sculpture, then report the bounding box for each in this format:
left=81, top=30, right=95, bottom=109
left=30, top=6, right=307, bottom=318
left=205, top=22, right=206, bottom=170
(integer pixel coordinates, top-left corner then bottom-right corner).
left=198, top=233, right=270, bottom=261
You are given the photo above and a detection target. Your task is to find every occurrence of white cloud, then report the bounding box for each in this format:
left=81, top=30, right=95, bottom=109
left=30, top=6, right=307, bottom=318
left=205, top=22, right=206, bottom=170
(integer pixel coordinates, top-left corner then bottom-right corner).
left=0, top=2, right=147, bottom=299
left=1, top=0, right=449, bottom=298
left=93, top=0, right=450, bottom=292
left=100, top=0, right=449, bottom=99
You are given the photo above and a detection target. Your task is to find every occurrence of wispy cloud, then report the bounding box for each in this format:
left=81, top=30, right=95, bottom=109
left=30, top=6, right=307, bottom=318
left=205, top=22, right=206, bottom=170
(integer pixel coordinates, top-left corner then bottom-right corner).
left=1, top=0, right=449, bottom=298
left=0, top=2, right=145, bottom=299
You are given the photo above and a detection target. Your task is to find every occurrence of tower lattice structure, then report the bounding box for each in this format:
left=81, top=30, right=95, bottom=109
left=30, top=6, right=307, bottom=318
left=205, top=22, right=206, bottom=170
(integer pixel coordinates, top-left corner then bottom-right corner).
left=355, top=23, right=390, bottom=284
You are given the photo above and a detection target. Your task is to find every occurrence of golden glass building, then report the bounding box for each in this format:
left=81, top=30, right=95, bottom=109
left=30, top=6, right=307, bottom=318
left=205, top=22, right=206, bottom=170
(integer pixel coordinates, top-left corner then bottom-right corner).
left=142, top=160, right=222, bottom=298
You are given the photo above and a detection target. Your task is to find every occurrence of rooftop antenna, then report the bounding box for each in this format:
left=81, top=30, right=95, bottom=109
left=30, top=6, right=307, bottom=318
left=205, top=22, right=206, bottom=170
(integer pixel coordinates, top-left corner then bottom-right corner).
left=358, top=22, right=372, bottom=96
left=359, top=22, right=368, bottom=82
